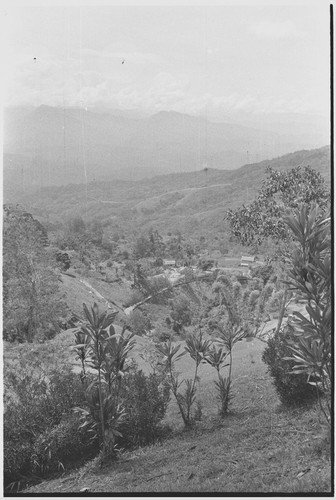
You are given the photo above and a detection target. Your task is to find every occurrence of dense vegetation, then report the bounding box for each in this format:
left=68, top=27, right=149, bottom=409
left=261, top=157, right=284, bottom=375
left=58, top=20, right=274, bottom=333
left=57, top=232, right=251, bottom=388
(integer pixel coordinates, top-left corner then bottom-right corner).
left=3, top=150, right=331, bottom=493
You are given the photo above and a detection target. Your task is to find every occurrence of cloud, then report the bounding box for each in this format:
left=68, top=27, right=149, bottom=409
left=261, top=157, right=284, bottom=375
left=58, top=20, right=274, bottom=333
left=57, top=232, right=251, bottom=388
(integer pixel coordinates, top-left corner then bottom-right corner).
left=250, top=19, right=306, bottom=40
left=3, top=50, right=321, bottom=116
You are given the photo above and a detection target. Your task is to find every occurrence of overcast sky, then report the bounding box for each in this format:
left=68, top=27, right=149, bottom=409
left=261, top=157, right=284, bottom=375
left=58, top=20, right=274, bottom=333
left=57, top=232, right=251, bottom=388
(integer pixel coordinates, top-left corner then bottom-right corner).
left=2, top=2, right=330, bottom=119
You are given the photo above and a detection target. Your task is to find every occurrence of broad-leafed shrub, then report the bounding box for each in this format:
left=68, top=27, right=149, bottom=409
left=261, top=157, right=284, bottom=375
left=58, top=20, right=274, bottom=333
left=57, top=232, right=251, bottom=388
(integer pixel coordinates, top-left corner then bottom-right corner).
left=4, top=363, right=88, bottom=490
left=262, top=326, right=318, bottom=407
left=118, top=370, right=171, bottom=447
left=250, top=264, right=274, bottom=285
left=31, top=414, right=98, bottom=476
left=127, top=309, right=152, bottom=336
left=4, top=440, right=33, bottom=489
left=169, top=293, right=192, bottom=328
left=124, top=289, right=145, bottom=308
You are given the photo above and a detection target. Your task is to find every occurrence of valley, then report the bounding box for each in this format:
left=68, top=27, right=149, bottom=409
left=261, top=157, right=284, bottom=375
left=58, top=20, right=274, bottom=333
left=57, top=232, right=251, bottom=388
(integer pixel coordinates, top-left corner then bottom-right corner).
left=3, top=145, right=331, bottom=495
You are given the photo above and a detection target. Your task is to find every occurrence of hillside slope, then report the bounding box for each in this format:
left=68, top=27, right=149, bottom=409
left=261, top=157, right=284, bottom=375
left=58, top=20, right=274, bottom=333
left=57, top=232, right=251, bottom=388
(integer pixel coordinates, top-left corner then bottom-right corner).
left=22, top=333, right=331, bottom=494
left=9, top=146, right=330, bottom=237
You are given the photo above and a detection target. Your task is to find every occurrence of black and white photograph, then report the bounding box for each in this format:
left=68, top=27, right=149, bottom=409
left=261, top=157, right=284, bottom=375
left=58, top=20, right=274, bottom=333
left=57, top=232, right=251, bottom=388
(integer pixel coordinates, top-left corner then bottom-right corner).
left=2, top=0, right=332, bottom=495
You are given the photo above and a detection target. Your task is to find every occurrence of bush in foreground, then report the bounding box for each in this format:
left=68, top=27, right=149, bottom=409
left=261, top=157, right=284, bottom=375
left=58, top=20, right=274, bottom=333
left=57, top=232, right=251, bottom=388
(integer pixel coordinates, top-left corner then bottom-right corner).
left=31, top=414, right=98, bottom=476
left=262, top=326, right=317, bottom=407
left=4, top=364, right=89, bottom=490
left=119, top=370, right=171, bottom=448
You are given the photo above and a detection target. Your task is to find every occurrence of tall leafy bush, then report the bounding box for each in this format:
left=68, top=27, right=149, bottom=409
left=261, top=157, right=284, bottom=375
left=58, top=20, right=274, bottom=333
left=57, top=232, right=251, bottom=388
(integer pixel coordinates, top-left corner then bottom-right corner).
left=283, top=204, right=331, bottom=425
left=73, top=303, right=135, bottom=457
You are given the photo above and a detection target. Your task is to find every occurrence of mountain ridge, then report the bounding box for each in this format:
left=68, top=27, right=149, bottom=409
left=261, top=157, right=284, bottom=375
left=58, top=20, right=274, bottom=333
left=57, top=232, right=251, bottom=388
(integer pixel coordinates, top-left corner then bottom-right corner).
left=8, top=145, right=330, bottom=239
left=4, top=106, right=329, bottom=193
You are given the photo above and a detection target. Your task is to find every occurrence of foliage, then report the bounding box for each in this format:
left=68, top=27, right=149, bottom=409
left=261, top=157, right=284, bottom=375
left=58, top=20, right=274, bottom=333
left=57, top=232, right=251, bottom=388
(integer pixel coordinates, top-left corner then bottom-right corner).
left=262, top=325, right=318, bottom=406
left=227, top=166, right=329, bottom=246
left=73, top=330, right=91, bottom=382
left=56, top=217, right=108, bottom=268
left=282, top=204, right=331, bottom=424
left=157, top=334, right=210, bottom=427
left=87, top=219, right=104, bottom=245
left=4, top=362, right=88, bottom=489
left=3, top=204, right=67, bottom=342
left=124, top=289, right=145, bottom=308
left=147, top=275, right=173, bottom=304
left=73, top=303, right=136, bottom=457
left=68, top=216, right=86, bottom=234
left=250, top=264, right=274, bottom=285
left=152, top=325, right=174, bottom=343
left=209, top=321, right=246, bottom=415
left=165, top=233, right=182, bottom=257
left=209, top=274, right=273, bottom=415
left=134, top=234, right=153, bottom=259
left=118, top=370, right=171, bottom=447
left=31, top=414, right=98, bottom=477
left=127, top=309, right=152, bottom=336
left=73, top=303, right=171, bottom=455
left=148, top=228, right=165, bottom=258
left=205, top=344, right=230, bottom=415
left=169, top=293, right=193, bottom=329
left=198, top=258, right=214, bottom=271
left=132, top=262, right=150, bottom=293
left=213, top=273, right=273, bottom=338
left=55, top=251, right=71, bottom=271
left=268, top=289, right=285, bottom=313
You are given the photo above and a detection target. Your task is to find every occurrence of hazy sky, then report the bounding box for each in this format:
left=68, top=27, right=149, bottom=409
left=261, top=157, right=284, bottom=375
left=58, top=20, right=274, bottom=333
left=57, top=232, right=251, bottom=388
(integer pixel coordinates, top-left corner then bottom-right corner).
left=2, top=2, right=330, bottom=118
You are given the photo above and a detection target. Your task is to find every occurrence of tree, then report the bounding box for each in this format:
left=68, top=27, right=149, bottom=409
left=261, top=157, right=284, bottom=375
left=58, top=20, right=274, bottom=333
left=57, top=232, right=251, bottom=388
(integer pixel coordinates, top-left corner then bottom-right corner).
left=134, top=234, right=152, bottom=259
left=169, top=293, right=192, bottom=331
left=87, top=219, right=104, bottom=246
left=227, top=166, right=329, bottom=246
left=226, top=166, right=330, bottom=337
left=56, top=251, right=71, bottom=271
left=3, top=205, right=67, bottom=342
left=166, top=233, right=185, bottom=261
left=148, top=228, right=165, bottom=258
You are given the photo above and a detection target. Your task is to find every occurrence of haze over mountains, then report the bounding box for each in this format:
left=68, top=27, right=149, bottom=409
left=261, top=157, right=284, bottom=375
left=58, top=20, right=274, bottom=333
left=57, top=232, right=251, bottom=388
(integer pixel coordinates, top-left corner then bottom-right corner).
left=3, top=105, right=329, bottom=193
left=10, top=145, right=330, bottom=239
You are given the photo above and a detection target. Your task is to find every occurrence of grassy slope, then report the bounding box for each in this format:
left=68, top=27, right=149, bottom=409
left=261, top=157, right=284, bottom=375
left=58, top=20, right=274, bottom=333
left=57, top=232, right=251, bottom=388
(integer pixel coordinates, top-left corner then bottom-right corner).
left=59, top=272, right=131, bottom=318
left=24, top=337, right=331, bottom=494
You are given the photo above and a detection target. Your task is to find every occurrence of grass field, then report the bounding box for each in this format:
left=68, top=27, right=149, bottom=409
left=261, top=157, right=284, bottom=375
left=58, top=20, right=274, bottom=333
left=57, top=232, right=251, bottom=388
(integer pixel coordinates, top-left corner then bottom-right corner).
left=24, top=336, right=332, bottom=494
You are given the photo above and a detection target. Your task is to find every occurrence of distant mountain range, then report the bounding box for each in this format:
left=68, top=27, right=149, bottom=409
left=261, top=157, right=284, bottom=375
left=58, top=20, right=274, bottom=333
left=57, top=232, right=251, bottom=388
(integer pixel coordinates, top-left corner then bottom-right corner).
left=10, top=145, right=330, bottom=239
left=3, top=105, right=329, bottom=195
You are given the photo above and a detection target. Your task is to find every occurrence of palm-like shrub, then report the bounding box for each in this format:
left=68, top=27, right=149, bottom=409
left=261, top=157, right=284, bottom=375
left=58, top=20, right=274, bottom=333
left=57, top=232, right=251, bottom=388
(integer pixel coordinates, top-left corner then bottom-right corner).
left=205, top=322, right=246, bottom=416
left=157, top=334, right=210, bottom=427
left=73, top=303, right=136, bottom=456
left=213, top=274, right=273, bottom=339
left=283, top=204, right=331, bottom=425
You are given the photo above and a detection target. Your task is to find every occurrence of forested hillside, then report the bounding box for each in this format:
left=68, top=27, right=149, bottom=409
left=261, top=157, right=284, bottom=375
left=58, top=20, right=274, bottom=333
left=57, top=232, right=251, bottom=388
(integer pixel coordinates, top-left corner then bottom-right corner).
left=6, top=146, right=330, bottom=239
